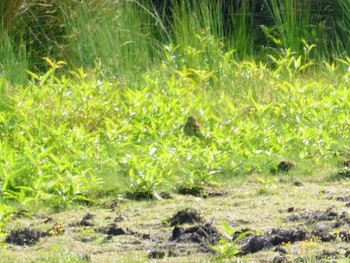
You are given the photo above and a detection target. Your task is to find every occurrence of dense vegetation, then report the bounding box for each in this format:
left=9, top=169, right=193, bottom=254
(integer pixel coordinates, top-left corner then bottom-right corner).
left=1, top=0, right=350, bottom=244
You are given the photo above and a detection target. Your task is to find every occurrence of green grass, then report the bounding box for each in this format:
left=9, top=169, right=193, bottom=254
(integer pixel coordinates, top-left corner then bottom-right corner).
left=2, top=1, right=350, bottom=254
left=2, top=0, right=350, bottom=82
left=1, top=49, right=350, bottom=227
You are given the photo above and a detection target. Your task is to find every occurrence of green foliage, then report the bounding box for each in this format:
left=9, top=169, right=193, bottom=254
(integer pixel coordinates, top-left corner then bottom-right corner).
left=0, top=45, right=349, bottom=222
left=209, top=220, right=253, bottom=259
left=1, top=5, right=350, bottom=231
left=255, top=176, right=278, bottom=195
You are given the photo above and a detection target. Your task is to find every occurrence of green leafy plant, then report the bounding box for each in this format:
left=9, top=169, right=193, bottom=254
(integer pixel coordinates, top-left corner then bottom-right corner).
left=256, top=176, right=278, bottom=195
left=209, top=220, right=253, bottom=259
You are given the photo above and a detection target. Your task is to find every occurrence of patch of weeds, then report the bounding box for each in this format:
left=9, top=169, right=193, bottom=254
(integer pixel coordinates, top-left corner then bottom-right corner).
left=126, top=166, right=163, bottom=201
left=176, top=171, right=206, bottom=197
left=209, top=221, right=253, bottom=259
left=255, top=176, right=278, bottom=195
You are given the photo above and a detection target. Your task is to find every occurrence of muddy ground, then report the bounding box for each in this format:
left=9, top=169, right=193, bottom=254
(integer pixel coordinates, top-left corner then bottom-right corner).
left=2, top=173, right=350, bottom=263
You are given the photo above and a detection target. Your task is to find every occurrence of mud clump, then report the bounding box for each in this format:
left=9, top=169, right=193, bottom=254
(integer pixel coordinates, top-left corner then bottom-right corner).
left=285, top=209, right=338, bottom=224
left=278, top=161, right=295, bottom=172
left=167, top=208, right=203, bottom=226
left=101, top=223, right=126, bottom=236
left=241, top=228, right=307, bottom=254
left=311, top=223, right=336, bottom=242
left=270, top=161, right=295, bottom=174
left=170, top=223, right=221, bottom=248
left=6, top=228, right=44, bottom=246
left=80, top=212, right=95, bottom=226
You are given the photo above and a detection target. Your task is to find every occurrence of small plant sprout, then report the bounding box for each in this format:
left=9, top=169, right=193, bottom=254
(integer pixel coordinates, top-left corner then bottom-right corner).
left=209, top=220, right=253, bottom=259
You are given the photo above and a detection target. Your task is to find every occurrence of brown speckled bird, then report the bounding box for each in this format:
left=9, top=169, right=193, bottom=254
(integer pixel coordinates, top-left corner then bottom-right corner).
left=183, top=116, right=204, bottom=138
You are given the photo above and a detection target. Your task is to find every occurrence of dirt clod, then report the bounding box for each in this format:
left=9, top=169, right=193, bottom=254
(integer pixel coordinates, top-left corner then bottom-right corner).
left=6, top=228, right=44, bottom=246
left=80, top=212, right=95, bottom=226
left=311, top=223, right=336, bottom=242
left=241, top=228, right=307, bottom=254
left=170, top=224, right=221, bottom=248
left=277, top=161, right=295, bottom=172
left=286, top=209, right=338, bottom=224
left=167, top=208, right=203, bottom=226
left=101, top=223, right=126, bottom=236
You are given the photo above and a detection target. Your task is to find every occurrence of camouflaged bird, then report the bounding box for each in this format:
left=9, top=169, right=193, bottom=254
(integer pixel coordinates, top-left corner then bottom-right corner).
left=183, top=116, right=204, bottom=138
